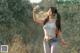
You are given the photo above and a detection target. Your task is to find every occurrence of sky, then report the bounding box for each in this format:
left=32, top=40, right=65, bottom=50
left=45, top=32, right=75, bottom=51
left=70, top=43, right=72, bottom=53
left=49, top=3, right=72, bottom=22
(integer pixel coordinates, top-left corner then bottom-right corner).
left=29, top=0, right=42, bottom=3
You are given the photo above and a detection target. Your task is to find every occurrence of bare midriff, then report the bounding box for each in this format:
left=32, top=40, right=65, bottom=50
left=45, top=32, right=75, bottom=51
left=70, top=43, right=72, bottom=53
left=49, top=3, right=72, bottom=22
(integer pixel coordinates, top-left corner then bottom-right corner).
left=44, top=35, right=56, bottom=40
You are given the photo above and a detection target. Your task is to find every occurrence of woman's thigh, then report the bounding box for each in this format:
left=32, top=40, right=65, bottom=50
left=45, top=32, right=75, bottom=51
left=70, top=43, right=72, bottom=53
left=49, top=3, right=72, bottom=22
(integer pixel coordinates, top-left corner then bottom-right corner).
left=43, top=40, right=51, bottom=53
left=51, top=42, right=59, bottom=53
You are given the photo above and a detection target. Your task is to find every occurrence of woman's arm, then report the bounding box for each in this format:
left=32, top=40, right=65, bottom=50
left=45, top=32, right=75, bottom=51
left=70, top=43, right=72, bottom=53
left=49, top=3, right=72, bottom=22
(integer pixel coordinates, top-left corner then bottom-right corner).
left=56, top=29, right=67, bottom=47
left=59, top=31, right=68, bottom=48
left=57, top=30, right=65, bottom=45
left=32, top=9, right=44, bottom=25
left=32, top=9, right=37, bottom=22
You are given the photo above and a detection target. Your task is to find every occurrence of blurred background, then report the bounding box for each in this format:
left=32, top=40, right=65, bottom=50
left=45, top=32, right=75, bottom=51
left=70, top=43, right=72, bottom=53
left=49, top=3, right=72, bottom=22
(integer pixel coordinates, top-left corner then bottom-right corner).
left=0, top=0, right=80, bottom=53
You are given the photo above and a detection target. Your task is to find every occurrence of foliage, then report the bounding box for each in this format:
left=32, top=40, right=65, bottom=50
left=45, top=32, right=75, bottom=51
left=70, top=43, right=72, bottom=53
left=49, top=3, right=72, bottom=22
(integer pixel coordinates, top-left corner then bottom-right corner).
left=0, top=0, right=80, bottom=53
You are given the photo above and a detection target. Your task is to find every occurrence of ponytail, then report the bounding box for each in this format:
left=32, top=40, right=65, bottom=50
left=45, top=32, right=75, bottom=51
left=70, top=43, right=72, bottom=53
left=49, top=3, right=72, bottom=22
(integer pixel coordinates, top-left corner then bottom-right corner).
left=56, top=12, right=61, bottom=38
left=43, top=16, right=49, bottom=25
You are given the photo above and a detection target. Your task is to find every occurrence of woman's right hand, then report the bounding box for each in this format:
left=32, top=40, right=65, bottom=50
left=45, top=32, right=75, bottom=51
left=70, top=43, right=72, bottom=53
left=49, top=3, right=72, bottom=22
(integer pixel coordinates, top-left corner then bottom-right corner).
left=33, top=5, right=40, bottom=12
left=33, top=8, right=37, bottom=12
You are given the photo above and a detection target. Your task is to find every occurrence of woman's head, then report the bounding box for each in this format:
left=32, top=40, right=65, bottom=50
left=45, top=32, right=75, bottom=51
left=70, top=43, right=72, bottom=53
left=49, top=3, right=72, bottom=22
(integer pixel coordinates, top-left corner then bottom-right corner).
left=43, top=7, right=58, bottom=25
left=47, top=7, right=57, bottom=16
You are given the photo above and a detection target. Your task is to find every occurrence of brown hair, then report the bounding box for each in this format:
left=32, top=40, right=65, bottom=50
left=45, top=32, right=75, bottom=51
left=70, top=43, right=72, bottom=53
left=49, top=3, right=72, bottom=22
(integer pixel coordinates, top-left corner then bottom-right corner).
left=43, top=7, right=61, bottom=38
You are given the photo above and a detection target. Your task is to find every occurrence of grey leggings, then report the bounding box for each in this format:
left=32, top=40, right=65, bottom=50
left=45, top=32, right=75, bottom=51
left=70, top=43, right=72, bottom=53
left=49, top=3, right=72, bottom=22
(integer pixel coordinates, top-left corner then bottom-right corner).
left=43, top=40, right=59, bottom=53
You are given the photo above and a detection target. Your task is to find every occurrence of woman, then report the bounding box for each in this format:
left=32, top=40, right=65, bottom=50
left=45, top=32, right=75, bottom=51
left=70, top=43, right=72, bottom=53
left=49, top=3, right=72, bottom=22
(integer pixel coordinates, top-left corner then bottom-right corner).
left=33, top=7, right=67, bottom=53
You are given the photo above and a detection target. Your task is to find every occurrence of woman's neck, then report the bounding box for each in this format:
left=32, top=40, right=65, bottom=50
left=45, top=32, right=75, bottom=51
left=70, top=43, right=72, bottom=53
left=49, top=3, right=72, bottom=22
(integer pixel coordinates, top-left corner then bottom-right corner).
left=49, top=15, right=55, bottom=20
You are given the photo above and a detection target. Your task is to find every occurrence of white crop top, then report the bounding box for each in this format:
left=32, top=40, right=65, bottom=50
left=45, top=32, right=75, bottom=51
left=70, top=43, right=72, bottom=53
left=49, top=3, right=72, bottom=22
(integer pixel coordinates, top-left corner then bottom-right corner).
left=43, top=19, right=56, bottom=38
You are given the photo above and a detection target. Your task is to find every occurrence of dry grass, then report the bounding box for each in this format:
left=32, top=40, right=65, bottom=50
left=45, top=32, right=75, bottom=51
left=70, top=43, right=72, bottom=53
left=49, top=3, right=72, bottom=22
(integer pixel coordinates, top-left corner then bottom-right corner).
left=8, top=34, right=28, bottom=53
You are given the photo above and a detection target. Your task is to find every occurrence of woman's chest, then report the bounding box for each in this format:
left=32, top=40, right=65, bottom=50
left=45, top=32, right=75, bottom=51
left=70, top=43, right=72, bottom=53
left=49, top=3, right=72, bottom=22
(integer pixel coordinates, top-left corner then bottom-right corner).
left=43, top=22, right=56, bottom=30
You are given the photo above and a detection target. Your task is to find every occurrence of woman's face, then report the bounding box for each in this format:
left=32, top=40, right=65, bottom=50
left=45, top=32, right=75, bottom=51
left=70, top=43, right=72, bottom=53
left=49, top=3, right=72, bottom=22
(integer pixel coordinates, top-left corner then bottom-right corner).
left=47, top=8, right=55, bottom=16
left=47, top=8, right=53, bottom=16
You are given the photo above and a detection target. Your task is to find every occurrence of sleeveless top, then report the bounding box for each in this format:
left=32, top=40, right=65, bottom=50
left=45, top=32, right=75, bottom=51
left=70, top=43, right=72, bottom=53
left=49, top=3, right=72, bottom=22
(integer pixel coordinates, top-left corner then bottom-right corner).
left=43, top=19, right=56, bottom=39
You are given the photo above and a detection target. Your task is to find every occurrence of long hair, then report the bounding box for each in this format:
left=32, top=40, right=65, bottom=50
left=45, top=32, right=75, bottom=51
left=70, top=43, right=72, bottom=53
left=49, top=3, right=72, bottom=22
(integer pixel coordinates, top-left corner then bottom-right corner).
left=43, top=16, right=49, bottom=25
left=43, top=7, right=61, bottom=37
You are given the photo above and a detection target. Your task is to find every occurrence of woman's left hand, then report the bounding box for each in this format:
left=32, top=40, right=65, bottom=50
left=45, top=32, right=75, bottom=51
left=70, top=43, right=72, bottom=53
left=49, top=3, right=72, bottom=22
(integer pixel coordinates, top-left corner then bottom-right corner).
left=60, top=39, right=68, bottom=48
